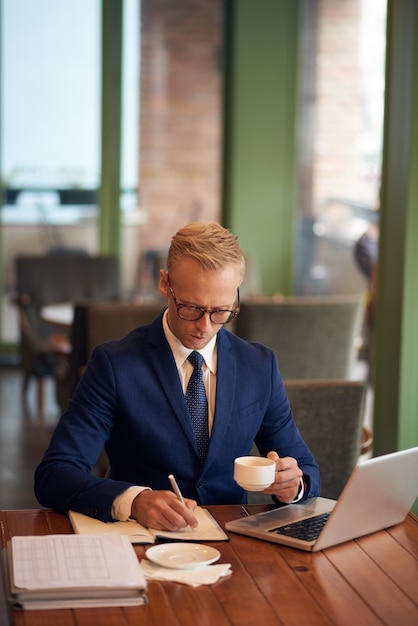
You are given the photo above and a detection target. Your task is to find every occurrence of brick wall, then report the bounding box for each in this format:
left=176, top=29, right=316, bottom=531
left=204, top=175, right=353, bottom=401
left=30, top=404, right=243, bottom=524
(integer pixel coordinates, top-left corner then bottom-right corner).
left=314, top=0, right=364, bottom=208
left=139, top=0, right=223, bottom=255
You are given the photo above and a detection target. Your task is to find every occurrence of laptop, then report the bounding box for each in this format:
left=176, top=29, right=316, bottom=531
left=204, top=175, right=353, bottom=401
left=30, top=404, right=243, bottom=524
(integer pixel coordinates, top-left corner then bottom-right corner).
left=226, top=447, right=418, bottom=551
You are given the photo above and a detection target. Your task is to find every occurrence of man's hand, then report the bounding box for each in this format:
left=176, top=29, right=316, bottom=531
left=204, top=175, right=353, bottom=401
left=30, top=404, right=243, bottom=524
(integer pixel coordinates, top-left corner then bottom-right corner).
left=262, top=451, right=303, bottom=503
left=131, top=489, right=198, bottom=531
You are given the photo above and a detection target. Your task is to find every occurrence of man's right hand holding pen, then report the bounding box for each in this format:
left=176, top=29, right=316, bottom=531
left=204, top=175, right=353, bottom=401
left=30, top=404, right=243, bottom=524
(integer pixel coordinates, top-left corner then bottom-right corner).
left=130, top=481, right=199, bottom=531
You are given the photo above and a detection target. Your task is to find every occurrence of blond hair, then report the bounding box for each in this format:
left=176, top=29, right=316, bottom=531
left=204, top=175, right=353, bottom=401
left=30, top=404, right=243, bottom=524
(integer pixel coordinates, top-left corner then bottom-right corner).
left=167, top=222, right=245, bottom=280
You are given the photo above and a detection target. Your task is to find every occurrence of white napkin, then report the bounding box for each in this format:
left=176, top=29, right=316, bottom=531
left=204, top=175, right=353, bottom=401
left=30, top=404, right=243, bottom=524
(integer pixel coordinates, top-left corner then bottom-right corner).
left=140, top=559, right=232, bottom=587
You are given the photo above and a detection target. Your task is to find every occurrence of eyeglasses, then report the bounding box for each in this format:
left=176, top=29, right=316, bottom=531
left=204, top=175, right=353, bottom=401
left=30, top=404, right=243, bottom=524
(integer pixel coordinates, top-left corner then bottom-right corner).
left=167, top=276, right=240, bottom=324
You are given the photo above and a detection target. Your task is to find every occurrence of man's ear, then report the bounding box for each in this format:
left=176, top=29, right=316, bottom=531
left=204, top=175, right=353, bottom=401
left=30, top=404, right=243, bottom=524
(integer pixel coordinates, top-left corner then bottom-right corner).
left=158, top=270, right=169, bottom=298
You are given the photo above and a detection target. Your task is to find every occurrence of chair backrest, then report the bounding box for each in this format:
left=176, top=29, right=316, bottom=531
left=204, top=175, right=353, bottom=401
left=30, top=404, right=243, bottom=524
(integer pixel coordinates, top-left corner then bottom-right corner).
left=85, top=301, right=164, bottom=354
left=16, top=254, right=120, bottom=342
left=55, top=301, right=164, bottom=411
left=284, top=379, right=367, bottom=499
left=235, top=295, right=362, bottom=379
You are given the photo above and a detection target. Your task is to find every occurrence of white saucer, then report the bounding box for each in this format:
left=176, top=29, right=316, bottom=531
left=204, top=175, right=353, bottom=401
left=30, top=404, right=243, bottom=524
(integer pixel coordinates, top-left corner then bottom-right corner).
left=145, top=543, right=221, bottom=569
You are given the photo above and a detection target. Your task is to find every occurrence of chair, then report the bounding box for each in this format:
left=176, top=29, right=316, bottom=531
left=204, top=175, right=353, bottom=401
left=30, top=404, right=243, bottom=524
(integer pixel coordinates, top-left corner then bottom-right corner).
left=248, top=379, right=367, bottom=503
left=55, top=300, right=165, bottom=413
left=13, top=292, right=67, bottom=413
left=234, top=295, right=362, bottom=379
left=14, top=254, right=120, bottom=411
left=284, top=379, right=367, bottom=499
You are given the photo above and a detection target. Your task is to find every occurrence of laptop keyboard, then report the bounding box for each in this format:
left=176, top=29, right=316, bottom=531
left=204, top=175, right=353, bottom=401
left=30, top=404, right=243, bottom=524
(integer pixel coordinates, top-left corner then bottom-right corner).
left=269, top=512, right=331, bottom=542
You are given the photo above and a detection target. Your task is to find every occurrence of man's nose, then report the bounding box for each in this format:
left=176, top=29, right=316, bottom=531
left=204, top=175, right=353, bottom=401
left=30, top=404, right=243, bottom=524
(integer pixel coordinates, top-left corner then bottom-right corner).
left=195, top=311, right=213, bottom=330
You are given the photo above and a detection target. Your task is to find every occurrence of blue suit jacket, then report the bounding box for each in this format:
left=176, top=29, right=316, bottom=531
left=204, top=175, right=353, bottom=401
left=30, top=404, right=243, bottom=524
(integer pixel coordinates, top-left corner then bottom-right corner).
left=35, top=313, right=320, bottom=521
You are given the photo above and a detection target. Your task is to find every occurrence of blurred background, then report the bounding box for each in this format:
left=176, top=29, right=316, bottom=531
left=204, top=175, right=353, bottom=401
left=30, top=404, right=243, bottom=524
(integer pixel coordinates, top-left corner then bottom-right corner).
left=1, top=0, right=385, bottom=347
left=0, top=0, right=417, bottom=502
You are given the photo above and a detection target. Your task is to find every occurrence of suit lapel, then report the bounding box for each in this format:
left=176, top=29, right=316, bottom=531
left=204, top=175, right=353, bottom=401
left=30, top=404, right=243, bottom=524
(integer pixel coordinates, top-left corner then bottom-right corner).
left=146, top=320, right=237, bottom=468
left=147, top=319, right=199, bottom=455
left=204, top=330, right=236, bottom=469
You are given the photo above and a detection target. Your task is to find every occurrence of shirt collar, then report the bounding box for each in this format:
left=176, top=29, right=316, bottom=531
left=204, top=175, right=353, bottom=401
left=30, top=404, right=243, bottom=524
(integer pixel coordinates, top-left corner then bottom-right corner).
left=162, top=310, right=217, bottom=374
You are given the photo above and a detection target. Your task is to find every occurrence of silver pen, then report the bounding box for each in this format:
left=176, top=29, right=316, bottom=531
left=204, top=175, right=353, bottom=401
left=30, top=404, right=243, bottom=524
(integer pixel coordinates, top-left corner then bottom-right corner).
left=168, top=473, right=185, bottom=504
left=168, top=473, right=195, bottom=531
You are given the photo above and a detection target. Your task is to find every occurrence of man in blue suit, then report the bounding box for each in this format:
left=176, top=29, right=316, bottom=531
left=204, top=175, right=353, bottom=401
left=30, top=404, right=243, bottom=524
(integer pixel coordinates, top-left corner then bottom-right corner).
left=35, top=223, right=320, bottom=531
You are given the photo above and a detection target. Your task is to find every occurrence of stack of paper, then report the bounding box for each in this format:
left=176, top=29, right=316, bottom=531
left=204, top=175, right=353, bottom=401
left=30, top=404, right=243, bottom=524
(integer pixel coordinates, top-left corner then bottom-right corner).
left=3, top=533, right=147, bottom=610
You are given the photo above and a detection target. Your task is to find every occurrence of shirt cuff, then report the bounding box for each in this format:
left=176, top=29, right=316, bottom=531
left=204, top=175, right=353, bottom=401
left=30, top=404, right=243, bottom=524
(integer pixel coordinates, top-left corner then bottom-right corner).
left=291, top=477, right=305, bottom=503
left=111, top=486, right=151, bottom=521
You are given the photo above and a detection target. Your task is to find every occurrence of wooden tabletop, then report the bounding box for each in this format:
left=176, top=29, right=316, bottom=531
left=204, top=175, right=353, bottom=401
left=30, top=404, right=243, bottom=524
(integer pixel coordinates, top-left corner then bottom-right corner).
left=1, top=505, right=417, bottom=626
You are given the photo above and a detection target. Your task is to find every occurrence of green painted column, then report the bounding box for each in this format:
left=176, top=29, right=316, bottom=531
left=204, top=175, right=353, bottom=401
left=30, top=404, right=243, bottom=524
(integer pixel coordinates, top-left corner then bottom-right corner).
left=99, top=0, right=123, bottom=255
left=373, top=0, right=418, bottom=513
left=399, top=31, right=418, bottom=452
left=222, top=0, right=300, bottom=296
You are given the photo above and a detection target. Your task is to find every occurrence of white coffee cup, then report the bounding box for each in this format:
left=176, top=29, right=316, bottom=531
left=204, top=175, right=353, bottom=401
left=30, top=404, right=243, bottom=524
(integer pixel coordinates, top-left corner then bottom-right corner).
left=233, top=456, right=276, bottom=491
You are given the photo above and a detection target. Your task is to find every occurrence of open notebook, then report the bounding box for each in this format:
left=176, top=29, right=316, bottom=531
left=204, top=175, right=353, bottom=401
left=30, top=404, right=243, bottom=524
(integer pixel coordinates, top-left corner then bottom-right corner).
left=69, top=505, right=228, bottom=544
left=226, top=447, right=418, bottom=551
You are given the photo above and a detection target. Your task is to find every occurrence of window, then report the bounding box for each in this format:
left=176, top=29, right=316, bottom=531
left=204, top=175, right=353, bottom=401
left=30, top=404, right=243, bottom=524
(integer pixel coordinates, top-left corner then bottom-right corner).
left=297, top=0, right=386, bottom=297
left=1, top=0, right=141, bottom=344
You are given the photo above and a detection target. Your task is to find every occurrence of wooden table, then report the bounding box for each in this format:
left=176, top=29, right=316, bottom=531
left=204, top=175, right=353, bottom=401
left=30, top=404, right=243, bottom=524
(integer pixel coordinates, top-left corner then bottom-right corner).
left=1, top=505, right=417, bottom=626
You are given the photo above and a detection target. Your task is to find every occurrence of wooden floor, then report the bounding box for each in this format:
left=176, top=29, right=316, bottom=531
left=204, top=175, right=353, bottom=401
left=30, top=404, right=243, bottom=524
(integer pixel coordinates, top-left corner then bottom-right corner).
left=0, top=366, right=60, bottom=511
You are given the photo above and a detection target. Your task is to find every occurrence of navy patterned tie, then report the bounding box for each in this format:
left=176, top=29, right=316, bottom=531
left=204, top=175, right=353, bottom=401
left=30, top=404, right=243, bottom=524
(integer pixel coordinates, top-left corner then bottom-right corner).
left=186, top=351, right=209, bottom=462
